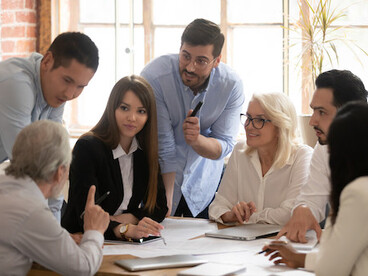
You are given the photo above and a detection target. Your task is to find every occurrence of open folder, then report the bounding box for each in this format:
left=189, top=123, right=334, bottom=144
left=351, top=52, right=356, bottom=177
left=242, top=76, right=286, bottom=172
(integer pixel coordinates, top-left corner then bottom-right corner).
left=205, top=223, right=282, bottom=241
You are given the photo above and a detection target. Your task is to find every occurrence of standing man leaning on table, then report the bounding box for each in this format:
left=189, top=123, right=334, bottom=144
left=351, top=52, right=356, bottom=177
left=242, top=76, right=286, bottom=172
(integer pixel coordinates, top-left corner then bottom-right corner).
left=141, top=18, right=244, bottom=218
left=0, top=120, right=109, bottom=276
left=276, top=69, right=367, bottom=242
left=0, top=32, right=99, bottom=222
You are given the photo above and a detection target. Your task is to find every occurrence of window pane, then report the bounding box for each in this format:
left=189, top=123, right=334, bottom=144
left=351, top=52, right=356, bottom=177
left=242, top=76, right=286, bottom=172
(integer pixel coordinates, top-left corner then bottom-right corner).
left=118, top=0, right=143, bottom=24
left=66, top=27, right=116, bottom=128
left=80, top=0, right=115, bottom=23
left=333, top=28, right=368, bottom=88
left=229, top=27, right=283, bottom=110
left=331, top=0, right=368, bottom=25
left=228, top=0, right=282, bottom=23
left=80, top=0, right=142, bottom=24
left=116, top=26, right=145, bottom=76
left=152, top=0, right=220, bottom=25
left=154, top=28, right=184, bottom=57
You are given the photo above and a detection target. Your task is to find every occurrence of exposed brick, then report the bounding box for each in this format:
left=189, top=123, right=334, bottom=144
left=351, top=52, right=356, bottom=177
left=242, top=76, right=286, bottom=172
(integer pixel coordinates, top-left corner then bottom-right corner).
left=25, top=0, right=36, bottom=9
left=26, top=25, right=37, bottom=38
left=16, top=39, right=36, bottom=52
left=2, top=54, right=29, bottom=60
left=1, top=26, right=26, bottom=38
left=2, top=40, right=15, bottom=53
left=1, top=11, right=15, bottom=24
left=1, top=0, right=24, bottom=10
left=16, top=11, right=37, bottom=23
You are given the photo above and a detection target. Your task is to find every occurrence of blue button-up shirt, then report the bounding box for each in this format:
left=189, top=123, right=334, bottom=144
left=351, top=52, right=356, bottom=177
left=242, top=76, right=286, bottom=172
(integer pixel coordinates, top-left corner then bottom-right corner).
left=0, top=53, right=65, bottom=221
left=141, top=54, right=245, bottom=216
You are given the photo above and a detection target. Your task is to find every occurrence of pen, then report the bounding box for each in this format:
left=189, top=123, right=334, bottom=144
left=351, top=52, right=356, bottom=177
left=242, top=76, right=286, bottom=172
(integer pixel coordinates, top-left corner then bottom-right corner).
left=190, top=101, right=203, bottom=117
left=255, top=249, right=270, bottom=255
left=161, top=236, right=167, bottom=246
left=80, top=191, right=110, bottom=219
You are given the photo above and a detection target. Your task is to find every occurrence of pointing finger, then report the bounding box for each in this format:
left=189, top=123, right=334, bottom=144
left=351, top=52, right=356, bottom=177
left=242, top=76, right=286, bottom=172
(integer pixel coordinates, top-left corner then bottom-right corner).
left=85, top=185, right=96, bottom=208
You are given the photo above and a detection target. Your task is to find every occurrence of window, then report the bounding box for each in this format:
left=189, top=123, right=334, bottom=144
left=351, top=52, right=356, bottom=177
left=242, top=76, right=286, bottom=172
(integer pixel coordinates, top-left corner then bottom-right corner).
left=54, top=0, right=368, bottom=135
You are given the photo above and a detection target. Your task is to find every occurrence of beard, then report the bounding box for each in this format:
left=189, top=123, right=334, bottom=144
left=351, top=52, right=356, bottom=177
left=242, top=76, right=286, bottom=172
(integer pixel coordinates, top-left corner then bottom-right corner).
left=314, top=127, right=327, bottom=145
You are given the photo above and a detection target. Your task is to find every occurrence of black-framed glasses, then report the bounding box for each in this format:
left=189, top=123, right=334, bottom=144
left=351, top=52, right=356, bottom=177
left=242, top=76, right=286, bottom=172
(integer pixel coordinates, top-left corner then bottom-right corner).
left=240, top=113, right=271, bottom=129
left=179, top=52, right=216, bottom=70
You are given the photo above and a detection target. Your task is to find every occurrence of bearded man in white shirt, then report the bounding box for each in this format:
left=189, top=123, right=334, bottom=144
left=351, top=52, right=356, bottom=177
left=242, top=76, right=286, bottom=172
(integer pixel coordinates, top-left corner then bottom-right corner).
left=276, top=69, right=367, bottom=243
left=0, top=120, right=109, bottom=275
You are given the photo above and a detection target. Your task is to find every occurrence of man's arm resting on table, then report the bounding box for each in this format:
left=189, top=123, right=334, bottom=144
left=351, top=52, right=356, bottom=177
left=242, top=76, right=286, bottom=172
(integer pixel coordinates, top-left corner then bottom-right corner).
left=276, top=205, right=322, bottom=243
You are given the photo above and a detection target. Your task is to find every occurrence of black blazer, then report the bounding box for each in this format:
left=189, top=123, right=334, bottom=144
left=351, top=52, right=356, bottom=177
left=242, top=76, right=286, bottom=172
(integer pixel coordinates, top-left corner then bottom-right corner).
left=61, top=135, right=167, bottom=240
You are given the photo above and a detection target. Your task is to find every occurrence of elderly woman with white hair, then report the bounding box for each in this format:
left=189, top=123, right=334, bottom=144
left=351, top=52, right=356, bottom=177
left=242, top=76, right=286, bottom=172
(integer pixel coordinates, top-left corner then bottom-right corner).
left=209, top=92, right=313, bottom=225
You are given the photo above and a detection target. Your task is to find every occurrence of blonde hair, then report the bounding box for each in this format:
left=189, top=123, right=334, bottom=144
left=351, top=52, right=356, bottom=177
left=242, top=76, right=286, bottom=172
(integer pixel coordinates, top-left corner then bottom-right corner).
left=5, top=120, right=71, bottom=182
left=245, top=92, right=300, bottom=168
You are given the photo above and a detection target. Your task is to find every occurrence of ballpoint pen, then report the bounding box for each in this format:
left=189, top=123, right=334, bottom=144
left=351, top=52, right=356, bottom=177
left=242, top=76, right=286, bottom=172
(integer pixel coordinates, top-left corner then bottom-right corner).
left=80, top=191, right=110, bottom=219
left=161, top=236, right=167, bottom=246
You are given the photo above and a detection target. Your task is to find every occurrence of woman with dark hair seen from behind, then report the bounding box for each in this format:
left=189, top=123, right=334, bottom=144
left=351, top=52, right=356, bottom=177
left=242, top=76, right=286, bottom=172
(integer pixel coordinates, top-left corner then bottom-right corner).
left=62, top=75, right=167, bottom=240
left=262, top=102, right=368, bottom=276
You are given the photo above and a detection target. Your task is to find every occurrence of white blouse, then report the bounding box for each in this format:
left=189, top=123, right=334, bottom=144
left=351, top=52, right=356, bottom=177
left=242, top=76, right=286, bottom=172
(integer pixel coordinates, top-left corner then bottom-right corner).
left=112, top=137, right=139, bottom=215
left=209, top=140, right=313, bottom=225
left=305, top=176, right=368, bottom=276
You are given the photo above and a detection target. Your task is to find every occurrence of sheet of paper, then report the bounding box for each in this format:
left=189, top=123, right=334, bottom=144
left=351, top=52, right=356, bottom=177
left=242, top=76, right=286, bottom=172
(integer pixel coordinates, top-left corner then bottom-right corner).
left=178, top=262, right=246, bottom=276
left=160, top=218, right=218, bottom=241
left=279, top=230, right=318, bottom=251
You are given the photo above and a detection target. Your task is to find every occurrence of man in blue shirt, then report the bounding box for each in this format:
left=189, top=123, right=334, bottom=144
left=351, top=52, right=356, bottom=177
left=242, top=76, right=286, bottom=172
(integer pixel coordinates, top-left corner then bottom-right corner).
left=141, top=19, right=244, bottom=218
left=0, top=32, right=99, bottom=221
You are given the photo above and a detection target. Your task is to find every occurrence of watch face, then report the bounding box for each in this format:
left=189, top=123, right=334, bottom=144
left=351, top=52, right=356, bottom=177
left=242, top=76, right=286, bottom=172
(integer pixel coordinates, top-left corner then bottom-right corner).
left=120, top=225, right=127, bottom=234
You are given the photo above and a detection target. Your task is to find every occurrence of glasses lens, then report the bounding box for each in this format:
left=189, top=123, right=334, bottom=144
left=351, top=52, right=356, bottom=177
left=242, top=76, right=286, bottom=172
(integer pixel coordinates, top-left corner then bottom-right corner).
left=253, top=118, right=264, bottom=129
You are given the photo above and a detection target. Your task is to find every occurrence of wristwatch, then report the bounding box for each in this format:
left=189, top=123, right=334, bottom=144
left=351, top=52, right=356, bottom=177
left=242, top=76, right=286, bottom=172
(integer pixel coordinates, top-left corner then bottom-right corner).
left=119, top=224, right=132, bottom=241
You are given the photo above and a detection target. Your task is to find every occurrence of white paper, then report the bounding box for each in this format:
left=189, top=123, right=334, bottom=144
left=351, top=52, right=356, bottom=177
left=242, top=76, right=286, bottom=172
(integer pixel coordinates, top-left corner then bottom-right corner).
left=178, top=262, right=246, bottom=276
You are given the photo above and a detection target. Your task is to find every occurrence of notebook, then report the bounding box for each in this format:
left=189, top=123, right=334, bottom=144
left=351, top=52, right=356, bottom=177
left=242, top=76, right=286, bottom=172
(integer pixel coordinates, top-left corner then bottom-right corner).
left=114, top=254, right=207, bottom=271
left=205, top=223, right=282, bottom=241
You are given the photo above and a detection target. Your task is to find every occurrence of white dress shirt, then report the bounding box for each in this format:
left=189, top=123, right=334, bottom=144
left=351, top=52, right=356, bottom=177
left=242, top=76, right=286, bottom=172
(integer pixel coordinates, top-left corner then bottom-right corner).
left=305, top=176, right=368, bottom=276
left=294, top=142, right=330, bottom=222
left=113, top=137, right=139, bottom=215
left=209, top=140, right=313, bottom=225
left=0, top=175, right=104, bottom=276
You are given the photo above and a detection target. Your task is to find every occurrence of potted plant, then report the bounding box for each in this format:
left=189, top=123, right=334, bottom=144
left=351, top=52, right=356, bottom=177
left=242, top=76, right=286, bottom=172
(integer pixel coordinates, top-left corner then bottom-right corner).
left=288, top=0, right=367, bottom=146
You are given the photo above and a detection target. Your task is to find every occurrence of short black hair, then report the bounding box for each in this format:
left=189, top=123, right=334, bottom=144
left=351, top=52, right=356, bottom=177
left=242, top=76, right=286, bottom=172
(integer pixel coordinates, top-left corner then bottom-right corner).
left=181, top=18, right=224, bottom=58
left=315, top=69, right=367, bottom=108
left=47, top=32, right=99, bottom=72
left=328, top=102, right=368, bottom=225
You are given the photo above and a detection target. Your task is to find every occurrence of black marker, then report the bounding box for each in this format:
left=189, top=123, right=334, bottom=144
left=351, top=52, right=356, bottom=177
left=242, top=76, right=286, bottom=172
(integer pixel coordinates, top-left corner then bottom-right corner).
left=190, top=101, right=203, bottom=117
left=80, top=191, right=110, bottom=219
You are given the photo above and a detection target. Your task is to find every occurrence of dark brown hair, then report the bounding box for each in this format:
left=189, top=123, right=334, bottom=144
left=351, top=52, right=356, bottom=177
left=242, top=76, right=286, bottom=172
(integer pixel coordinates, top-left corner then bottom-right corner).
left=181, top=18, right=224, bottom=58
left=87, top=75, right=159, bottom=213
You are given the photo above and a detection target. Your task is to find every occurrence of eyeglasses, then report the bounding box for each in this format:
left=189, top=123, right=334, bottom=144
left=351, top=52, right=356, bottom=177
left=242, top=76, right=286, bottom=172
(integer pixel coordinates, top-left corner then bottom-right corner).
left=179, top=52, right=216, bottom=70
left=240, top=113, right=271, bottom=129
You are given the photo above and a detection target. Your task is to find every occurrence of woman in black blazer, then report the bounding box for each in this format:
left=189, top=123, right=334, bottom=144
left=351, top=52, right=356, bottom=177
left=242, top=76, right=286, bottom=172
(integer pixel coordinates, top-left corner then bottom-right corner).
left=62, top=75, right=168, bottom=240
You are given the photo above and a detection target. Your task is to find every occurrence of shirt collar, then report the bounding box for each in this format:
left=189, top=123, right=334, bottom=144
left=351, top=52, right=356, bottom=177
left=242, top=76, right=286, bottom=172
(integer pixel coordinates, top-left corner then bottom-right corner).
left=112, top=137, right=140, bottom=159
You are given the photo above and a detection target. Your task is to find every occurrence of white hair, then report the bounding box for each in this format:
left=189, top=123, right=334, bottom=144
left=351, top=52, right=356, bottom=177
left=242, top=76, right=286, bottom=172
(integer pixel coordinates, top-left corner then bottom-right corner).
left=245, top=92, right=301, bottom=168
left=5, top=120, right=71, bottom=182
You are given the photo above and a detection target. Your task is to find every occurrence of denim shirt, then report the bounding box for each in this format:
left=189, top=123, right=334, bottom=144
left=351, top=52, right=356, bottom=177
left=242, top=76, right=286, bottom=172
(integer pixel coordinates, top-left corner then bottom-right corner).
left=141, top=54, right=245, bottom=216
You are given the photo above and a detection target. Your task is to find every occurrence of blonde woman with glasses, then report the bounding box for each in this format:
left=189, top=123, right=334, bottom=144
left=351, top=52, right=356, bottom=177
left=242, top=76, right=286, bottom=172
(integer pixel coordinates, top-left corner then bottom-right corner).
left=209, top=92, right=313, bottom=225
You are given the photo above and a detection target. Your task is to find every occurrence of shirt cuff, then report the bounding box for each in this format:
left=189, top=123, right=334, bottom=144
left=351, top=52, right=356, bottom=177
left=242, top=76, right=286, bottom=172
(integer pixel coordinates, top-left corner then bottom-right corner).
left=82, top=230, right=104, bottom=247
left=304, top=251, right=318, bottom=272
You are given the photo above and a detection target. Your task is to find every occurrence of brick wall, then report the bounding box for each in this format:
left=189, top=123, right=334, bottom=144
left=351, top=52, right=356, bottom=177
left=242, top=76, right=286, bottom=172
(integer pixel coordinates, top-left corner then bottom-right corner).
left=0, top=0, right=37, bottom=60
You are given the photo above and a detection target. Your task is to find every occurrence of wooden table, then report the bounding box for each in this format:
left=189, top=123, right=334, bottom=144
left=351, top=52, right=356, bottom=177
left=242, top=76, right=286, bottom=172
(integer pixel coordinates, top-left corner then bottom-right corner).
left=28, top=254, right=190, bottom=276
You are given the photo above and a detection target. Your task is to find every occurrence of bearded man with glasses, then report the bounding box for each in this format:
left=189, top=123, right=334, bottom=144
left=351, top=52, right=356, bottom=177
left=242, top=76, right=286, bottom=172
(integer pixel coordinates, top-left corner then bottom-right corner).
left=141, top=18, right=244, bottom=218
